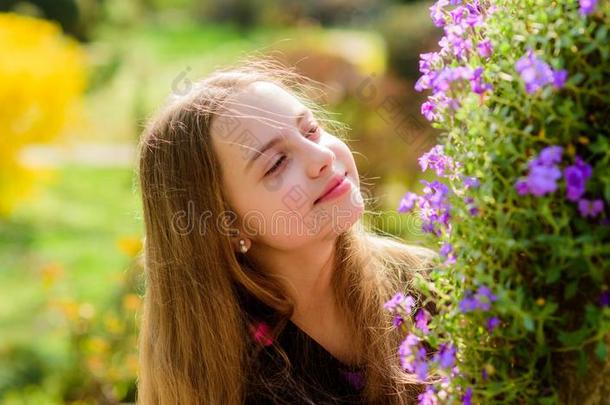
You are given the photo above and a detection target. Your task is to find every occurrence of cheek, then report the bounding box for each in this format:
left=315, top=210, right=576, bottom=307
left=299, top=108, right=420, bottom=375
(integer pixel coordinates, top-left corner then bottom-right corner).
left=333, top=140, right=358, bottom=175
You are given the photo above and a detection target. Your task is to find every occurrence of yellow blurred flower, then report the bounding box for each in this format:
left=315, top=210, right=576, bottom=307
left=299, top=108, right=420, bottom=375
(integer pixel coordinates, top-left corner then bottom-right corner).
left=0, top=12, right=86, bottom=216
left=126, top=354, right=139, bottom=375
left=104, top=314, right=124, bottom=335
left=85, top=336, right=110, bottom=354
left=122, top=293, right=141, bottom=312
left=79, top=302, right=96, bottom=320
left=117, top=236, right=143, bottom=257
left=483, top=363, right=496, bottom=376
left=40, top=262, right=64, bottom=288
left=86, top=355, right=104, bottom=376
left=52, top=298, right=80, bottom=321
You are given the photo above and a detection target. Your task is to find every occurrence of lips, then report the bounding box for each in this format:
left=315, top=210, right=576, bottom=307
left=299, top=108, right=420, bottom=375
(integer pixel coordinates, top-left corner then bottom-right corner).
left=314, top=172, right=347, bottom=205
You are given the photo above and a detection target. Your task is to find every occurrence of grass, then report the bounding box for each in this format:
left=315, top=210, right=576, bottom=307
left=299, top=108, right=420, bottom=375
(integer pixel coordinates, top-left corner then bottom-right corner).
left=0, top=165, right=141, bottom=347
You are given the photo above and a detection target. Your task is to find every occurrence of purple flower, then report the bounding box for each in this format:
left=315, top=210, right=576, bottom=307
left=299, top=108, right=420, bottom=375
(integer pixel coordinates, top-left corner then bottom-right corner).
left=384, top=292, right=415, bottom=313
left=475, top=285, right=498, bottom=311
left=600, top=291, right=609, bottom=307
left=534, top=146, right=564, bottom=167
left=415, top=72, right=433, bottom=92
left=462, top=387, right=473, bottom=405
left=564, top=156, right=592, bottom=202
left=415, top=348, right=429, bottom=381
left=418, top=145, right=461, bottom=178
left=399, top=334, right=429, bottom=380
left=440, top=242, right=456, bottom=265
left=399, top=333, right=420, bottom=370
left=429, top=0, right=449, bottom=27
left=527, top=165, right=562, bottom=196
left=439, top=242, right=453, bottom=257
left=465, top=1, right=486, bottom=27
left=515, top=179, right=529, bottom=195
left=469, top=66, right=493, bottom=94
left=419, top=52, right=441, bottom=74
left=579, top=0, right=598, bottom=16
left=450, top=6, right=468, bottom=24
left=578, top=198, right=604, bottom=218
left=392, top=314, right=404, bottom=327
left=553, top=69, right=568, bottom=89
left=434, top=343, right=457, bottom=369
left=459, top=295, right=479, bottom=312
left=516, top=49, right=568, bottom=93
left=516, top=146, right=564, bottom=197
left=398, top=192, right=420, bottom=213
left=415, top=309, right=431, bottom=335
left=477, top=285, right=498, bottom=301
left=418, top=387, right=439, bottom=405
left=464, top=196, right=479, bottom=216
left=477, top=39, right=493, bottom=58
left=419, top=180, right=452, bottom=236
left=486, top=316, right=501, bottom=332
left=463, top=176, right=480, bottom=189
left=441, top=26, right=473, bottom=60
left=459, top=285, right=497, bottom=313
left=422, top=101, right=437, bottom=121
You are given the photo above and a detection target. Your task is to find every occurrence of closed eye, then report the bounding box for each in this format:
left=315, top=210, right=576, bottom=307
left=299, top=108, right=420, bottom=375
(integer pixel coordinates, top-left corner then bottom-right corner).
left=264, top=155, right=287, bottom=176
left=263, top=124, right=321, bottom=177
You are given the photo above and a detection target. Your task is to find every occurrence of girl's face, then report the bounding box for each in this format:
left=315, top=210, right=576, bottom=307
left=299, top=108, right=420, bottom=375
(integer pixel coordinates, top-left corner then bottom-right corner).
left=211, top=81, right=364, bottom=250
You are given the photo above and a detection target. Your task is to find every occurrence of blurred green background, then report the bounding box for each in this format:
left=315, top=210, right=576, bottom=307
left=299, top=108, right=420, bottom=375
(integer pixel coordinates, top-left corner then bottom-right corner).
left=0, top=0, right=441, bottom=402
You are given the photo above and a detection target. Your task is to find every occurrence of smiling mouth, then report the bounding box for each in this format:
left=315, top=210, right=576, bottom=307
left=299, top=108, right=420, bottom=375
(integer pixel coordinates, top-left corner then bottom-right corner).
left=313, top=171, right=348, bottom=205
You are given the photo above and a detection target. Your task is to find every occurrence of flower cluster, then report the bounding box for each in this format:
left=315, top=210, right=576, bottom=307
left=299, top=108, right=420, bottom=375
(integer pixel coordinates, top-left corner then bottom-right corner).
left=384, top=287, right=486, bottom=405
left=398, top=145, right=480, bottom=235
left=384, top=292, right=415, bottom=327
left=459, top=285, right=501, bottom=332
left=515, top=49, right=568, bottom=94
left=514, top=146, right=563, bottom=197
left=404, top=0, right=609, bottom=403
left=416, top=1, right=497, bottom=121
left=515, top=145, right=605, bottom=219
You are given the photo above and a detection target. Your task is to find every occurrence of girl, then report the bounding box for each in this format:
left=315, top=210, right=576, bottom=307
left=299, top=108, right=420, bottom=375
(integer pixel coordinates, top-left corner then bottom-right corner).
left=136, top=59, right=437, bottom=404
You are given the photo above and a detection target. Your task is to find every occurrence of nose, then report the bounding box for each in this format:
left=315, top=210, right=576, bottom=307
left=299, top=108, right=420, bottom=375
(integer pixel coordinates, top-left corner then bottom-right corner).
left=306, top=143, right=335, bottom=178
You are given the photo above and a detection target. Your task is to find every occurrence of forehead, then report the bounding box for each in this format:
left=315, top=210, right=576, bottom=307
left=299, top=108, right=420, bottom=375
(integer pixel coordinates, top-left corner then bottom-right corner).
left=212, top=82, right=304, bottom=140
left=210, top=81, right=306, bottom=160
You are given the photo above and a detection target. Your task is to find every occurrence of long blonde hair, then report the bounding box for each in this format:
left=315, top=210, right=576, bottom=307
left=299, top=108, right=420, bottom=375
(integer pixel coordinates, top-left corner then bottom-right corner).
left=136, top=59, right=437, bottom=404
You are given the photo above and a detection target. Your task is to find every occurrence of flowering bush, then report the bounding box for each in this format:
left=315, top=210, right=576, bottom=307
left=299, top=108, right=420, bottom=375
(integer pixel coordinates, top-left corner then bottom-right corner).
left=0, top=13, right=85, bottom=215
left=392, top=1, right=609, bottom=403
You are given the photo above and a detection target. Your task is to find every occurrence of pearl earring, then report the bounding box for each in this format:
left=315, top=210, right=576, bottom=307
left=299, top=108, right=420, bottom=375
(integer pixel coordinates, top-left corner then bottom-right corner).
left=239, top=239, right=248, bottom=253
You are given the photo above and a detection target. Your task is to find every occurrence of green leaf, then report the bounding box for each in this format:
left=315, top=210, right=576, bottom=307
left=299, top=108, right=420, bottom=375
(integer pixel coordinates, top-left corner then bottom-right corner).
left=577, top=350, right=588, bottom=377
left=590, top=136, right=609, bottom=154
left=541, top=302, right=558, bottom=317
left=545, top=266, right=561, bottom=284
left=582, top=42, right=597, bottom=55
left=595, top=341, right=608, bottom=361
left=564, top=281, right=579, bottom=300
left=568, top=72, right=585, bottom=86
left=596, top=26, right=608, bottom=42
left=523, top=315, right=535, bottom=332
left=558, top=329, right=589, bottom=347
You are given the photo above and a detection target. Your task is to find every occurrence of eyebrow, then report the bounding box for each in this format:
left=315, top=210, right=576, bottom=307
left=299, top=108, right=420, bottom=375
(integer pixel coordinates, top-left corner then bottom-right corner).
left=244, top=109, right=310, bottom=172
